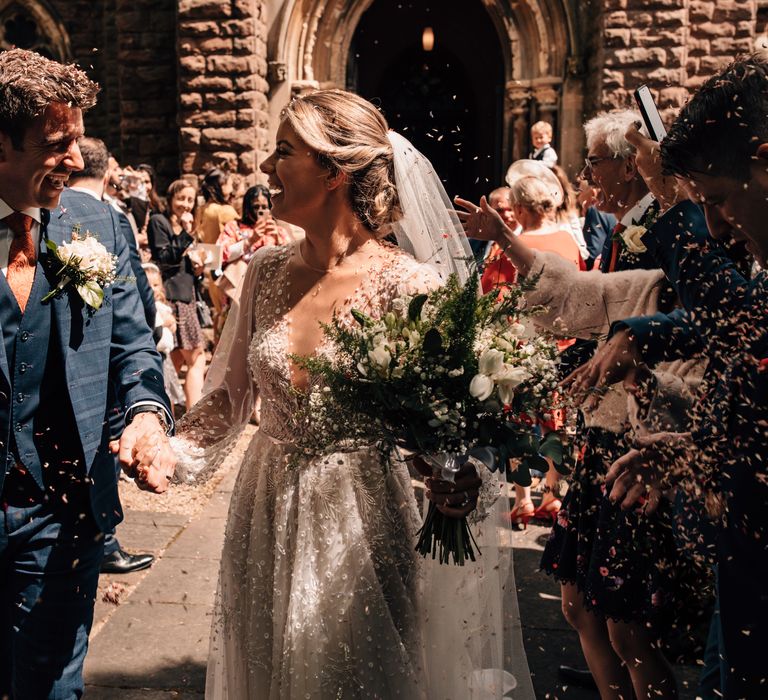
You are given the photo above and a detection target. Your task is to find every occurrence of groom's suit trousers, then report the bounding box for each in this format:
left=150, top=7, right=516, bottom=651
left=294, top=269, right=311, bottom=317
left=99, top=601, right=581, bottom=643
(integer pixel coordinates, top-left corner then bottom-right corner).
left=0, top=469, right=103, bottom=700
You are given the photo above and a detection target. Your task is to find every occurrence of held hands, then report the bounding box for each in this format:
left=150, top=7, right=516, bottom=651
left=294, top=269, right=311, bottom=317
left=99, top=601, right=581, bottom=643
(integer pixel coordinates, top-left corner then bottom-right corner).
left=112, top=412, right=176, bottom=493
left=625, top=124, right=684, bottom=212
left=412, top=456, right=482, bottom=518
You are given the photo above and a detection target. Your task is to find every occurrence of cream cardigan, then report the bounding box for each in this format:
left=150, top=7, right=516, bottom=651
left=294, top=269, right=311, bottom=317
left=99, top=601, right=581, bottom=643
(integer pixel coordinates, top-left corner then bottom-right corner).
left=523, top=250, right=702, bottom=433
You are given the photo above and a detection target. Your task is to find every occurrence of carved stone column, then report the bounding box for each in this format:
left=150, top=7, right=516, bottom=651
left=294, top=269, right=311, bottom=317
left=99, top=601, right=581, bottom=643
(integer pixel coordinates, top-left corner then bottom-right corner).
left=505, top=84, right=532, bottom=164
left=532, top=78, right=561, bottom=126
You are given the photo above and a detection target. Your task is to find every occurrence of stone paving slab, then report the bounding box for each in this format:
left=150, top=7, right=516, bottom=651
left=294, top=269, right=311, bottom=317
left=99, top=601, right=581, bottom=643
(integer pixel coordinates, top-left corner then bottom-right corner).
left=161, top=516, right=227, bottom=561
left=85, top=689, right=203, bottom=700
left=85, top=602, right=212, bottom=690
left=112, top=521, right=186, bottom=553
left=121, top=510, right=191, bottom=527
left=131, top=556, right=218, bottom=606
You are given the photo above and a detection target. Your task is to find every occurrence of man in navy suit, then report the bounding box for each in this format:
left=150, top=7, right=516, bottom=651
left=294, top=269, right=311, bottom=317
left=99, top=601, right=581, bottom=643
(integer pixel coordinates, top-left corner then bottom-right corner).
left=67, top=136, right=160, bottom=575
left=0, top=49, right=174, bottom=698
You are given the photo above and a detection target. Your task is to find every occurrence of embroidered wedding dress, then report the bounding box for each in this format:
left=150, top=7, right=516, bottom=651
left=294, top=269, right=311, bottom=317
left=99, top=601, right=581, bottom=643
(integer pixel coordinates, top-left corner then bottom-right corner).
left=174, top=241, right=535, bottom=700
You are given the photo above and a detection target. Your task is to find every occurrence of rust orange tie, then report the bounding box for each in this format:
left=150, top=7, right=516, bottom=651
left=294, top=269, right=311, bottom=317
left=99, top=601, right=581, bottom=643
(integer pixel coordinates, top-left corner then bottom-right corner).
left=607, top=222, right=625, bottom=273
left=4, top=211, right=36, bottom=312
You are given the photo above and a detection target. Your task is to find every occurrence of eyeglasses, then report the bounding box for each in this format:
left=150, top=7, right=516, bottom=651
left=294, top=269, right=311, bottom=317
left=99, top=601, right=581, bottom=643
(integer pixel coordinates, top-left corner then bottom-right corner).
left=583, top=155, right=621, bottom=172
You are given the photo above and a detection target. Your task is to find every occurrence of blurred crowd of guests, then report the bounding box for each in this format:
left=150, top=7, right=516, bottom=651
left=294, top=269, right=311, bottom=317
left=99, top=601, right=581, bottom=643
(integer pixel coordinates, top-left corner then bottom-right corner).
left=95, top=152, right=298, bottom=414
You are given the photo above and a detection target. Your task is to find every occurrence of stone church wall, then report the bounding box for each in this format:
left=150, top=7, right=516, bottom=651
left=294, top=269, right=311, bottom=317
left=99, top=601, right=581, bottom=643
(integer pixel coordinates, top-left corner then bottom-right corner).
left=598, top=0, right=756, bottom=117
left=24, top=0, right=764, bottom=185
left=177, top=0, right=269, bottom=181
left=46, top=0, right=180, bottom=187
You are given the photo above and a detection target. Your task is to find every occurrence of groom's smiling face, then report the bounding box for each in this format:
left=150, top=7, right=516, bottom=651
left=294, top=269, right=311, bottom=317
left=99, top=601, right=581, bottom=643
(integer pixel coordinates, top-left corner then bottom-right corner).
left=0, top=101, right=85, bottom=211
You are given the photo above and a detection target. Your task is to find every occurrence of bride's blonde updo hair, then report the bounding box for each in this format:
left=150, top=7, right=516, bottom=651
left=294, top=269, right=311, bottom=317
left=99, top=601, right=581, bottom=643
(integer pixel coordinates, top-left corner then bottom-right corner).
left=281, top=89, right=401, bottom=234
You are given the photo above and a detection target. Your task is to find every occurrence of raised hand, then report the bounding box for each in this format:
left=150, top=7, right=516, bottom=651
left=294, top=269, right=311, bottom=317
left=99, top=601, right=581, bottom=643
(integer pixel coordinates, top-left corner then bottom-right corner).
left=454, top=195, right=506, bottom=243
left=115, top=412, right=176, bottom=493
left=625, top=124, right=684, bottom=212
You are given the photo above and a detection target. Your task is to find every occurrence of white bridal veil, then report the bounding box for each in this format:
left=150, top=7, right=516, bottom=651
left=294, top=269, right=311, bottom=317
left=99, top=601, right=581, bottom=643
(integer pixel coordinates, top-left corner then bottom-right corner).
left=387, top=130, right=474, bottom=285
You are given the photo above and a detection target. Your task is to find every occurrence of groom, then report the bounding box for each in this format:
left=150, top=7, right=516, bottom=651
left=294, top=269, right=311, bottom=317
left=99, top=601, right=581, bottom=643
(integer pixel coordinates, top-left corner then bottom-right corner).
left=0, top=49, right=175, bottom=698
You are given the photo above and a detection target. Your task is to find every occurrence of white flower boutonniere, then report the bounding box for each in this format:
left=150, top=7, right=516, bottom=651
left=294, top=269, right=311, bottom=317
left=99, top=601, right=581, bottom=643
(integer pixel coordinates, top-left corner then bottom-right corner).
left=42, top=224, right=118, bottom=309
left=621, top=224, right=648, bottom=253
left=614, top=204, right=659, bottom=256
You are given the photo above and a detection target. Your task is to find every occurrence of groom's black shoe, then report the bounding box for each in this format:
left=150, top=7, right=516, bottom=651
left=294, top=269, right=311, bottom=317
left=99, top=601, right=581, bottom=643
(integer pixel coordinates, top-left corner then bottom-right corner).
left=558, top=665, right=598, bottom=691
left=100, top=547, right=155, bottom=574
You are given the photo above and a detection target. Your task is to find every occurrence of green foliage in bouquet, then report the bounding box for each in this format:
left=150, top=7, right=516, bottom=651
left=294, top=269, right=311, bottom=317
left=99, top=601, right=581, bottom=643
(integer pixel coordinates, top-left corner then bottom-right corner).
left=294, top=271, right=563, bottom=565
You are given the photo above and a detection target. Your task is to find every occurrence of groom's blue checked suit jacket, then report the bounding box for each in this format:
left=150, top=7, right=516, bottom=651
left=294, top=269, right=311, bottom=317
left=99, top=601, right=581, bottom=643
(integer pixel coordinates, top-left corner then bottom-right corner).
left=0, top=189, right=170, bottom=531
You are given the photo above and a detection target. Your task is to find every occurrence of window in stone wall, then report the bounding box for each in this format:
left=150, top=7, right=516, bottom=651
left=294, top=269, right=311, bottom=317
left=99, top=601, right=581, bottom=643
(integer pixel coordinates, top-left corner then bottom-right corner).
left=0, top=1, right=67, bottom=61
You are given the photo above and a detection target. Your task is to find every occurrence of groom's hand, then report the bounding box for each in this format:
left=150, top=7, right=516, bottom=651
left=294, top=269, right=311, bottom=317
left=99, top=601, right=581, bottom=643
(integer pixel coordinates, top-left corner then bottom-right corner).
left=115, top=412, right=176, bottom=493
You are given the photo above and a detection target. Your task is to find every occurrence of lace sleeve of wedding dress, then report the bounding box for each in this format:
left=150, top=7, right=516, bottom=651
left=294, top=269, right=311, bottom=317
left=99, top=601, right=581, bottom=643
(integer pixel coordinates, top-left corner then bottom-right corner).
left=171, top=249, right=262, bottom=483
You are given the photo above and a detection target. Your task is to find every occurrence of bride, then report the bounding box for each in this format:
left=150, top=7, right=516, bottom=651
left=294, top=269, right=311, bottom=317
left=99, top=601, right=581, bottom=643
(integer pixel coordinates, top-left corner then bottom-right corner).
left=174, top=89, right=534, bottom=699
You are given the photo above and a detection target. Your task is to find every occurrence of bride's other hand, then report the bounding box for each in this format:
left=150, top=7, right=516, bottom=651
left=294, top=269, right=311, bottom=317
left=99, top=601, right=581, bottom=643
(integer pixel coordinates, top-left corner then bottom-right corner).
left=421, top=461, right=482, bottom=519
left=454, top=195, right=505, bottom=242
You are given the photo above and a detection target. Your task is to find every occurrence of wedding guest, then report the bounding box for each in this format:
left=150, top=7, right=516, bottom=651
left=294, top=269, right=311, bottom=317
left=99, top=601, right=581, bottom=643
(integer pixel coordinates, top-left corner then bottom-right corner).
left=148, top=179, right=206, bottom=409
left=215, top=185, right=294, bottom=327
left=552, top=164, right=589, bottom=261
left=0, top=48, right=173, bottom=699
left=195, top=168, right=239, bottom=331
left=482, top=175, right=581, bottom=291
left=217, top=185, right=292, bottom=265
left=195, top=167, right=238, bottom=245
left=580, top=110, right=660, bottom=274
left=529, top=120, right=558, bottom=167
left=577, top=179, right=616, bottom=270
left=488, top=186, right=516, bottom=229
left=143, top=262, right=185, bottom=411
left=136, top=163, right=165, bottom=214
left=579, top=56, right=768, bottom=699
left=67, top=136, right=158, bottom=575
left=481, top=175, right=581, bottom=527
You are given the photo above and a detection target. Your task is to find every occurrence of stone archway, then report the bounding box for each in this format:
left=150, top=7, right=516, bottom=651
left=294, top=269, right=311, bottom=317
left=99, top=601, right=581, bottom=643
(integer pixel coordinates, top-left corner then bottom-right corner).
left=0, top=0, right=71, bottom=61
left=267, top=0, right=585, bottom=174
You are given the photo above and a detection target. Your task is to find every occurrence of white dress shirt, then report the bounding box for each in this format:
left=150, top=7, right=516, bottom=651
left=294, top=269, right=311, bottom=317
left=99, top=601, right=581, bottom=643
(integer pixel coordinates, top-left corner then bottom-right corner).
left=0, top=197, right=42, bottom=276
left=619, top=192, right=656, bottom=229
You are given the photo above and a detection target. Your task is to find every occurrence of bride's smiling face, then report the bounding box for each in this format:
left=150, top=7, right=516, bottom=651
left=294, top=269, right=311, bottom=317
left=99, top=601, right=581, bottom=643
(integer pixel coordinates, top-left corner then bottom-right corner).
left=260, top=120, right=332, bottom=229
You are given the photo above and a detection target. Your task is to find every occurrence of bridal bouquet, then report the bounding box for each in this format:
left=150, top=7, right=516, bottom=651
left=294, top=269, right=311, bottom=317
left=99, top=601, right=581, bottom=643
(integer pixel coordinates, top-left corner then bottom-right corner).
left=296, top=272, right=563, bottom=565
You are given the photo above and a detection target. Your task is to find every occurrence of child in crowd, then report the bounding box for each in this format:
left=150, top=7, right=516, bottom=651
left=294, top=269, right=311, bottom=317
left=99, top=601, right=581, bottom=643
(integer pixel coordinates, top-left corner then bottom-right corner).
left=529, top=120, right=558, bottom=168
left=143, top=263, right=185, bottom=412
